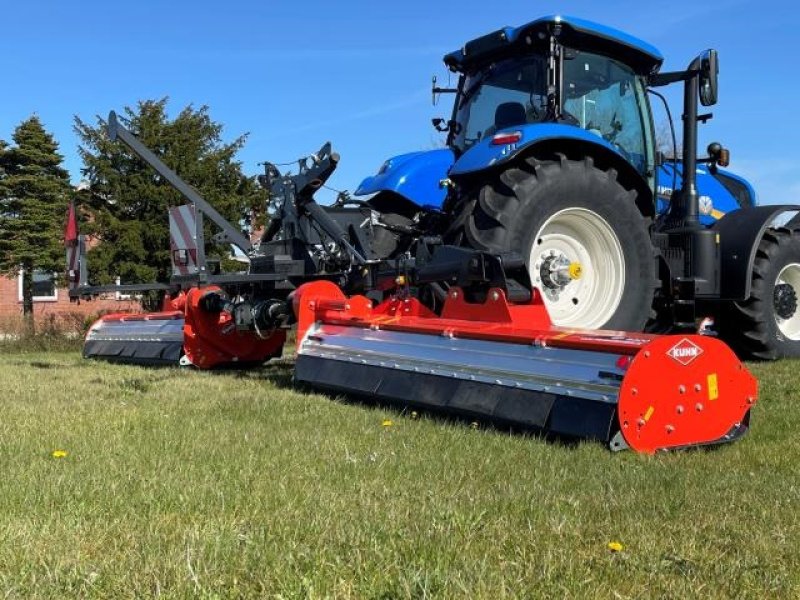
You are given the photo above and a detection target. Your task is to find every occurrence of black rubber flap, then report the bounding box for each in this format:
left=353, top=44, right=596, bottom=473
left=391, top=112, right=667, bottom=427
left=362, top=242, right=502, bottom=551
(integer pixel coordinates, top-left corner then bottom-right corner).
left=295, top=355, right=617, bottom=443
left=83, top=340, right=183, bottom=366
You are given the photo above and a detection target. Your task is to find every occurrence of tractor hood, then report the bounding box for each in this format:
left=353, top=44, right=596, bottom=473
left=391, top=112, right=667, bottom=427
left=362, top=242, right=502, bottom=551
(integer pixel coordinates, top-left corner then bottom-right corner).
left=355, top=148, right=455, bottom=210
left=657, top=162, right=758, bottom=225
left=445, top=15, right=664, bottom=76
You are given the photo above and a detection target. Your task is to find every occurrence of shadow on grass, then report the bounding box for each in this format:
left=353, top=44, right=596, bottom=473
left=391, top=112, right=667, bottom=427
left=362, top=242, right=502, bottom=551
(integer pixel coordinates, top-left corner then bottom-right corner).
left=213, top=358, right=296, bottom=389
left=71, top=356, right=738, bottom=452
left=223, top=359, right=581, bottom=448
left=19, top=360, right=70, bottom=370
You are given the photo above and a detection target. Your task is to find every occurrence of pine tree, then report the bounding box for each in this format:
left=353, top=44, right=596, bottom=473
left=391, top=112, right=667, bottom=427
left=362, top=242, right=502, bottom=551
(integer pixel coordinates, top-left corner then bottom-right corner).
left=0, top=117, right=73, bottom=322
left=74, top=99, right=261, bottom=293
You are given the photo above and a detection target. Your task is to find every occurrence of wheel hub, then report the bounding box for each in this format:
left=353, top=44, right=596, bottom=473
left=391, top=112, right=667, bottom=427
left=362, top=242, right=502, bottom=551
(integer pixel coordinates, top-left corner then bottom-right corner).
left=774, top=283, right=798, bottom=320
left=539, top=253, right=582, bottom=291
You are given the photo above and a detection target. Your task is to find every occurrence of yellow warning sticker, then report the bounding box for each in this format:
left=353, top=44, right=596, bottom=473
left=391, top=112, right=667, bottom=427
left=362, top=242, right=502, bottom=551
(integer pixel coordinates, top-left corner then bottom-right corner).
left=708, top=373, right=719, bottom=401
left=644, top=406, right=655, bottom=422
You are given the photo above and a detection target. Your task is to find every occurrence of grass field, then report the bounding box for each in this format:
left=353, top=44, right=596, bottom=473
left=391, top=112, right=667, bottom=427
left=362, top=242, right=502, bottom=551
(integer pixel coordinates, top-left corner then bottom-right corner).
left=0, top=350, right=797, bottom=598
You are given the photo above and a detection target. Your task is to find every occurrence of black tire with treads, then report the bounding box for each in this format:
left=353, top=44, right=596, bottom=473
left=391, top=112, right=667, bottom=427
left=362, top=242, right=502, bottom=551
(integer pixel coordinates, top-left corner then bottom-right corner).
left=718, top=229, right=800, bottom=360
left=460, top=154, right=656, bottom=331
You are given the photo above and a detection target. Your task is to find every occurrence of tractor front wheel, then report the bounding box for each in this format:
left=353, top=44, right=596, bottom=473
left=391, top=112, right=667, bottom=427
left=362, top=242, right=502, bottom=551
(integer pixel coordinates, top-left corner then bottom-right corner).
left=720, top=229, right=800, bottom=359
left=461, top=155, right=656, bottom=331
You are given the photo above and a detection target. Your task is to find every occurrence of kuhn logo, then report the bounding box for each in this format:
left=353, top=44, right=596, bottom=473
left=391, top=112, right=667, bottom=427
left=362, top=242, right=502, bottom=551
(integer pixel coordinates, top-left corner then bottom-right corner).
left=667, top=338, right=703, bottom=365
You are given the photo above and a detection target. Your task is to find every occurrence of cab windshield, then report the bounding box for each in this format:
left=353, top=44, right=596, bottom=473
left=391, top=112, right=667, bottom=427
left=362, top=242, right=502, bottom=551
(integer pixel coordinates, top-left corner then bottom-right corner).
left=453, top=55, right=548, bottom=152
left=450, top=50, right=654, bottom=179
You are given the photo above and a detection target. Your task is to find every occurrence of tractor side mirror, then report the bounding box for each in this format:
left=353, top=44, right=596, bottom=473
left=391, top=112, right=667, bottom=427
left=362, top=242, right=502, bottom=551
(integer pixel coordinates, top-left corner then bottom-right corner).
left=698, top=49, right=719, bottom=107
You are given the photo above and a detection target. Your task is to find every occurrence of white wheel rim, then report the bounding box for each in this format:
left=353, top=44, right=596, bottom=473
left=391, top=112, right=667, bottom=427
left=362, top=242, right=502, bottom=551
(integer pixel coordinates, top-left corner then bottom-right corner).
left=528, top=208, right=625, bottom=329
left=775, top=263, right=800, bottom=340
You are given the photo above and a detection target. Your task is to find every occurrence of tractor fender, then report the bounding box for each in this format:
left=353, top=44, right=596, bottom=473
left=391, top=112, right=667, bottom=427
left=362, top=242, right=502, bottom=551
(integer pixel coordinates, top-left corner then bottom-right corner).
left=450, top=123, right=654, bottom=217
left=713, top=205, right=800, bottom=300
left=355, top=148, right=455, bottom=211
left=451, top=123, right=622, bottom=175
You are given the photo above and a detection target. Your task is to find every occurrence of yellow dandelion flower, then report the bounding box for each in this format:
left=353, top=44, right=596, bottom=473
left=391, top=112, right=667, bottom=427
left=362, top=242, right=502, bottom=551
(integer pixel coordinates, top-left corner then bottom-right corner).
left=607, top=541, right=624, bottom=552
left=382, top=419, right=393, bottom=428
left=52, top=450, right=68, bottom=459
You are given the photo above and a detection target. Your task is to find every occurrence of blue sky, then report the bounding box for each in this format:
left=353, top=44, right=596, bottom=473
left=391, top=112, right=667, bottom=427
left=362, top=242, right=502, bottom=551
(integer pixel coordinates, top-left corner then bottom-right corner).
left=1, top=0, right=798, bottom=204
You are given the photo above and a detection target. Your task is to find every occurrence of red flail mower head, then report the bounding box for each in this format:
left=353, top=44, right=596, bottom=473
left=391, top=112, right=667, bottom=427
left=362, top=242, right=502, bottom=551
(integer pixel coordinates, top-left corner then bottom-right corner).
left=292, top=281, right=757, bottom=453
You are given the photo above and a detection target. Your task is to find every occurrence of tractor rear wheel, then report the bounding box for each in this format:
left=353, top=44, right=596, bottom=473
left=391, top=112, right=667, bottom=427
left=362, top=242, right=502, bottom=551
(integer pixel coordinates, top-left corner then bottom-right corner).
left=461, top=155, right=655, bottom=331
left=719, top=229, right=800, bottom=359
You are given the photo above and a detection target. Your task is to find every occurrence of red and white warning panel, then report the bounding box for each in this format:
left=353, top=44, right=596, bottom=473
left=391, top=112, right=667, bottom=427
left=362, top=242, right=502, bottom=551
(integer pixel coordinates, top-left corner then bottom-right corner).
left=292, top=281, right=758, bottom=454
left=169, top=204, right=199, bottom=276
left=65, top=242, right=80, bottom=291
left=65, top=201, right=81, bottom=291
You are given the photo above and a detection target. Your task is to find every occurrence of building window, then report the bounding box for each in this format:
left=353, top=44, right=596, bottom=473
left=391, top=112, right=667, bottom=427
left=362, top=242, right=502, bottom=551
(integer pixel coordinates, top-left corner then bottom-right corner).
left=18, top=270, right=58, bottom=302
left=114, top=276, right=134, bottom=301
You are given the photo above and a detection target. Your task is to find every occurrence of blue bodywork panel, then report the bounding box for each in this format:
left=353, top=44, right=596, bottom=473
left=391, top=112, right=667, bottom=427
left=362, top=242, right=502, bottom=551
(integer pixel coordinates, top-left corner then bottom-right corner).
left=449, top=123, right=624, bottom=177
left=354, top=125, right=627, bottom=211
left=444, top=15, right=663, bottom=75
left=355, top=141, right=757, bottom=223
left=355, top=148, right=455, bottom=210
left=657, top=163, right=757, bottom=226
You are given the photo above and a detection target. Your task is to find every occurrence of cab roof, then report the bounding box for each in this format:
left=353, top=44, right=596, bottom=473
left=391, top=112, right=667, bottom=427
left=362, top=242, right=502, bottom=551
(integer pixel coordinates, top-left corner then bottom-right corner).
left=444, top=15, right=664, bottom=76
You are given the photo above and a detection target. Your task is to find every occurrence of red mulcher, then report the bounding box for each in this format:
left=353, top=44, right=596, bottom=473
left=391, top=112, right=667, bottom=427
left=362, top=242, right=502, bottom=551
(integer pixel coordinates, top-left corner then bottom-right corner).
left=290, top=281, right=756, bottom=454
left=84, top=279, right=756, bottom=454
left=76, top=111, right=757, bottom=454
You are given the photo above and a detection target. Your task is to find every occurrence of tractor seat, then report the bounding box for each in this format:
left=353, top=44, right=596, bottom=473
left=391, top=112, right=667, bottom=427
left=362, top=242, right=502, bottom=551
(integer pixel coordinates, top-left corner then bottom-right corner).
left=494, top=102, right=527, bottom=130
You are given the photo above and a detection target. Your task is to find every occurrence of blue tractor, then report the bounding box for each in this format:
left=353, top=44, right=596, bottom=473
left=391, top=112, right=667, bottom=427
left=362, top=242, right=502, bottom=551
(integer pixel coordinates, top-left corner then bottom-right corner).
left=353, top=15, right=800, bottom=359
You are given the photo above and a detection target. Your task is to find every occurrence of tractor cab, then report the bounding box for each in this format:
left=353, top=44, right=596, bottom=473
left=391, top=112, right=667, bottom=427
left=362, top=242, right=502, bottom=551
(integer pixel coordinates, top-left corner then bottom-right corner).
left=449, top=49, right=655, bottom=177
left=356, top=16, right=665, bottom=213
left=443, top=16, right=660, bottom=187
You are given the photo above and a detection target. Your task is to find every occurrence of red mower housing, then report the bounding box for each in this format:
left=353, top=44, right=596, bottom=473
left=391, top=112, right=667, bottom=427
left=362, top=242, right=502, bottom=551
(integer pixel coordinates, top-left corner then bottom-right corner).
left=291, top=281, right=757, bottom=453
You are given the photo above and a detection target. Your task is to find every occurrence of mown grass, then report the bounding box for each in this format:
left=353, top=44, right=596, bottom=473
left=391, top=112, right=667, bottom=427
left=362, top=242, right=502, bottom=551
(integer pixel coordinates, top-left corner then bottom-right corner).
left=0, top=352, right=797, bottom=598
